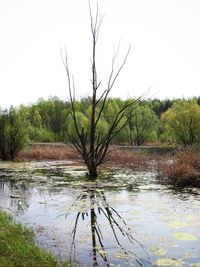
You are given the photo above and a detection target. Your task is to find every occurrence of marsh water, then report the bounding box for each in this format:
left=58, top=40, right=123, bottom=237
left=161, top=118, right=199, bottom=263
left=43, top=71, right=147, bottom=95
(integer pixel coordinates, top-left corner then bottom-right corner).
left=0, top=160, right=200, bottom=266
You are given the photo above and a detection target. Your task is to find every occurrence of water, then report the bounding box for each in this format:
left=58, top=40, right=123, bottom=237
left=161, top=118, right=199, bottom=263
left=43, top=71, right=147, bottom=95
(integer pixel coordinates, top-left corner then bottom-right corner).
left=0, top=160, right=200, bottom=266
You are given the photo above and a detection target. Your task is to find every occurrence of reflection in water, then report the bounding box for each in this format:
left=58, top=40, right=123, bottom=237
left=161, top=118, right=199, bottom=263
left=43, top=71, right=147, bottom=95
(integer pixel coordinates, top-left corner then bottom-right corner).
left=62, top=187, right=150, bottom=266
left=0, top=178, right=31, bottom=213
left=1, top=161, right=200, bottom=266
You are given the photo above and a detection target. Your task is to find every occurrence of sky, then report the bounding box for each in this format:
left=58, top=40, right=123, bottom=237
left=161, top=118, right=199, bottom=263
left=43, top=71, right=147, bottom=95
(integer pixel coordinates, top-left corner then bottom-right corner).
left=0, top=0, right=200, bottom=108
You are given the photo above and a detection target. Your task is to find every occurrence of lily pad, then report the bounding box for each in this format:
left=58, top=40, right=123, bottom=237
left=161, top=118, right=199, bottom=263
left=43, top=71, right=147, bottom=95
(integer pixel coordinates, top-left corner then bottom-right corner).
left=151, top=246, right=167, bottom=256
left=155, top=258, right=182, bottom=266
left=173, top=232, right=197, bottom=241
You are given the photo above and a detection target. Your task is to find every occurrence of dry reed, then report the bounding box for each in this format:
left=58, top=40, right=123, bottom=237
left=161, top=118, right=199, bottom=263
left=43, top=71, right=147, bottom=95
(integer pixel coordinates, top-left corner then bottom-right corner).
left=105, top=148, right=166, bottom=171
left=156, top=149, right=200, bottom=187
left=18, top=145, right=80, bottom=161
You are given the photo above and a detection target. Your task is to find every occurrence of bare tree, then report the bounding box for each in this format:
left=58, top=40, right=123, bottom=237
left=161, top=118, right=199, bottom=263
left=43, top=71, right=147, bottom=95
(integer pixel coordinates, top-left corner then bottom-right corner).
left=63, top=3, right=140, bottom=178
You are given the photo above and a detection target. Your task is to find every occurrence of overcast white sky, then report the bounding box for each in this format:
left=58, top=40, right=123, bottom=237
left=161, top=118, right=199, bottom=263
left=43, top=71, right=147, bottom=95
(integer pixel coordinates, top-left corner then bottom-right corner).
left=0, top=0, right=200, bottom=108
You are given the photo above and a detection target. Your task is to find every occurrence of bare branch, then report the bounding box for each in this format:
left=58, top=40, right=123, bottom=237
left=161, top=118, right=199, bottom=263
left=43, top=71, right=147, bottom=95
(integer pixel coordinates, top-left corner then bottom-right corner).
left=95, top=45, right=131, bottom=128
left=108, top=45, right=131, bottom=91
left=63, top=2, right=140, bottom=178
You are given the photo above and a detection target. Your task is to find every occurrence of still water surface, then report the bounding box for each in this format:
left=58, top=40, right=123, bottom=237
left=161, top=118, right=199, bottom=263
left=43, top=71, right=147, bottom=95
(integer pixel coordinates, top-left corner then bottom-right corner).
left=0, top=160, right=200, bottom=266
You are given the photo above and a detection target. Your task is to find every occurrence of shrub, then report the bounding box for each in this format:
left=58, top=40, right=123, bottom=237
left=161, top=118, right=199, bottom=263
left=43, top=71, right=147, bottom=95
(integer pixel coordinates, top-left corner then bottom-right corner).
left=157, top=149, right=200, bottom=187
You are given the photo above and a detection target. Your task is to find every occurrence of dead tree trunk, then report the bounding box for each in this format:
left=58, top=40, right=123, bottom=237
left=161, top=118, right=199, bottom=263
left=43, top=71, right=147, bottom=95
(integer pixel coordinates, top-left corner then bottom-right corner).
left=63, top=3, right=140, bottom=178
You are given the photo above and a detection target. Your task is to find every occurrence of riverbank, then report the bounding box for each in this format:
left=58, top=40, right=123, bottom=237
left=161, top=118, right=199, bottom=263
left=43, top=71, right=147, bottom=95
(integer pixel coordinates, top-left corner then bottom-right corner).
left=0, top=210, right=69, bottom=267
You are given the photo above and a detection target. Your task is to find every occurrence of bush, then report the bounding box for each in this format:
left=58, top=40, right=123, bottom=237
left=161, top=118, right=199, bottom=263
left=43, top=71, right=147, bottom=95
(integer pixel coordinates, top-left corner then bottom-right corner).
left=157, top=149, right=200, bottom=187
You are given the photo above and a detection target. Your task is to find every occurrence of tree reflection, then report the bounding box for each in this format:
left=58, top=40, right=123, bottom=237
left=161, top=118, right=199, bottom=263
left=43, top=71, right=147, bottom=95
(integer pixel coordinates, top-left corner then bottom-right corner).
left=63, top=186, right=151, bottom=266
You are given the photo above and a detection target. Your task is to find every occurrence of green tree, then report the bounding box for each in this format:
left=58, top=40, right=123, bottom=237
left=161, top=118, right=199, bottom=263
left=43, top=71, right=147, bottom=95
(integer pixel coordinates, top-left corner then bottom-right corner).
left=32, top=109, right=42, bottom=128
left=127, top=105, right=158, bottom=146
left=161, top=100, right=200, bottom=146
left=151, top=98, right=173, bottom=117
left=196, top=96, right=200, bottom=106
left=0, top=106, right=30, bottom=160
left=67, top=111, right=89, bottom=140
left=0, top=109, right=9, bottom=160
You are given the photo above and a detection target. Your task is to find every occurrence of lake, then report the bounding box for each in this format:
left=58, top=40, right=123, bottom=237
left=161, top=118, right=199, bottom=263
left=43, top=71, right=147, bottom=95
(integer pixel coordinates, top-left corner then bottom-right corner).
left=0, top=160, right=200, bottom=266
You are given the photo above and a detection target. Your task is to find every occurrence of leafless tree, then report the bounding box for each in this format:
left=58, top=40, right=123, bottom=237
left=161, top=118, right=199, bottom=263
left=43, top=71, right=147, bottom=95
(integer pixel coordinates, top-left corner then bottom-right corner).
left=63, top=3, right=140, bottom=178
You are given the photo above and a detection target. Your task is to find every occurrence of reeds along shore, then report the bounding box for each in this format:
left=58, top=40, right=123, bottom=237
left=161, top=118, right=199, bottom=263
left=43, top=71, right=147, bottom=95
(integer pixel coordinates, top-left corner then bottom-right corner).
left=157, top=149, right=200, bottom=187
left=18, top=145, right=165, bottom=167
left=18, top=145, right=200, bottom=188
left=18, top=145, right=79, bottom=161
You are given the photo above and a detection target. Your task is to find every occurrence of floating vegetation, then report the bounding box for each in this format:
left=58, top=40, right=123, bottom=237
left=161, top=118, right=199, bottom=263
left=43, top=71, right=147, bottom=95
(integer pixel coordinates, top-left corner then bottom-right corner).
left=155, top=258, right=182, bottom=266
left=168, top=221, right=190, bottom=228
left=150, top=246, right=167, bottom=256
left=172, top=232, right=197, bottom=241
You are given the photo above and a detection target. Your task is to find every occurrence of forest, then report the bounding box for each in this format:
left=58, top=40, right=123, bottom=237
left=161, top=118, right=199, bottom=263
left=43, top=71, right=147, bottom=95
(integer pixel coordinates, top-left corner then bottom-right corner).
left=0, top=96, right=200, bottom=161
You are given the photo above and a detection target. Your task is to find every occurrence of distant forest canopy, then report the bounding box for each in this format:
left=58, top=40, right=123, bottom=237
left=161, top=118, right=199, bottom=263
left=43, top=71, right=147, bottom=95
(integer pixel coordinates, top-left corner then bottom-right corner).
left=0, top=96, right=200, bottom=160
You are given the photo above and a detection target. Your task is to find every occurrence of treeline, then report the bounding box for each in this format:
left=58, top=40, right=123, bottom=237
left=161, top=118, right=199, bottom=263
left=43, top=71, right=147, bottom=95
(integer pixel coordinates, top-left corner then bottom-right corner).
left=0, top=96, right=200, bottom=160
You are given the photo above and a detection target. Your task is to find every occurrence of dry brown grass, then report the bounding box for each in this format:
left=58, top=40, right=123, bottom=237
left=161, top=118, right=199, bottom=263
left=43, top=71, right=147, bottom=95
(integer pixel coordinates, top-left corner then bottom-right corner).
left=18, top=145, right=167, bottom=171
left=157, top=149, right=200, bottom=187
left=18, top=145, right=80, bottom=161
left=105, top=147, right=166, bottom=171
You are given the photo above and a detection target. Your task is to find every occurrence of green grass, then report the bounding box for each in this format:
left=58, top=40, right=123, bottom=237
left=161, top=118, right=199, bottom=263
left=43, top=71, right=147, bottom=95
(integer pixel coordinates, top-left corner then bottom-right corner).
left=0, top=210, right=69, bottom=267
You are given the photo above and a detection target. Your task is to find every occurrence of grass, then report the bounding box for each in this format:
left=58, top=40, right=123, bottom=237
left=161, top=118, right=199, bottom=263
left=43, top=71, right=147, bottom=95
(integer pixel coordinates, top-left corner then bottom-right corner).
left=18, top=145, right=79, bottom=161
left=0, top=210, right=69, bottom=267
left=106, top=147, right=166, bottom=171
